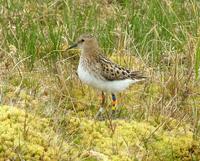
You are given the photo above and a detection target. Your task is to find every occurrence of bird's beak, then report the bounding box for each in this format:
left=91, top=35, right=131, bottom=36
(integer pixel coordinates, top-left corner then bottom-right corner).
left=67, top=43, right=78, bottom=50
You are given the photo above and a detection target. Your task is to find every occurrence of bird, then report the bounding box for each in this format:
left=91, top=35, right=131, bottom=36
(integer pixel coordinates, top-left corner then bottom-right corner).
left=67, top=34, right=146, bottom=119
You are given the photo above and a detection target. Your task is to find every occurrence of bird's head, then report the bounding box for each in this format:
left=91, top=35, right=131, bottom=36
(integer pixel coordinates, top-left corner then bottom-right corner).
left=67, top=34, right=99, bottom=52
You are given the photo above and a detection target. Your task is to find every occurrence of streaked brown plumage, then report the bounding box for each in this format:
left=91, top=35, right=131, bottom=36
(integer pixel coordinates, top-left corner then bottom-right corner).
left=67, top=34, right=146, bottom=118
left=75, top=34, right=145, bottom=82
left=99, top=54, right=145, bottom=81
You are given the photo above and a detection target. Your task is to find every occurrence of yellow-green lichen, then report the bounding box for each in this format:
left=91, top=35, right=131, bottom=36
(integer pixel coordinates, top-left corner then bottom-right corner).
left=1, top=106, right=199, bottom=161
left=0, top=106, right=69, bottom=161
left=66, top=117, right=200, bottom=161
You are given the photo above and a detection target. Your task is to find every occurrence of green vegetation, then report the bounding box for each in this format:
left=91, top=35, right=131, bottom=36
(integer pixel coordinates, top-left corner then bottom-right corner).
left=1, top=105, right=199, bottom=161
left=0, top=0, right=200, bottom=160
left=0, top=106, right=69, bottom=160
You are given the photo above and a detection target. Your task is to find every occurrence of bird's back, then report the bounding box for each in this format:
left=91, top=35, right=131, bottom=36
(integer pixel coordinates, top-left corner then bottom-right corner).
left=98, top=54, right=146, bottom=81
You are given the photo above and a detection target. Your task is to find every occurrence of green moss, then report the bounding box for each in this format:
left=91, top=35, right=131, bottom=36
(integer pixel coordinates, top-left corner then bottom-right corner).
left=150, top=132, right=200, bottom=161
left=0, top=105, right=69, bottom=161
left=0, top=106, right=199, bottom=160
left=65, top=117, right=200, bottom=161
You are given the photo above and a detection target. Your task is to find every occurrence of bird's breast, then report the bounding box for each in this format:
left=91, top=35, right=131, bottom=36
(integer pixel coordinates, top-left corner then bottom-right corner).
left=77, top=61, right=138, bottom=93
left=77, top=59, right=98, bottom=85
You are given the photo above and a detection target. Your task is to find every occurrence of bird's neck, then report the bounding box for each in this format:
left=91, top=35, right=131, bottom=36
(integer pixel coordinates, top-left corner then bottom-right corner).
left=81, top=47, right=99, bottom=61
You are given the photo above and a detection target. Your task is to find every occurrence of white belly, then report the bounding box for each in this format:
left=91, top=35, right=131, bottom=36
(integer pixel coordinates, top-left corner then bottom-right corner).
left=77, top=63, right=140, bottom=93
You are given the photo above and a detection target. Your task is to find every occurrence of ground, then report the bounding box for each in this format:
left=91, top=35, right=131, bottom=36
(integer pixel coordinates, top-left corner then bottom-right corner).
left=0, top=0, right=200, bottom=161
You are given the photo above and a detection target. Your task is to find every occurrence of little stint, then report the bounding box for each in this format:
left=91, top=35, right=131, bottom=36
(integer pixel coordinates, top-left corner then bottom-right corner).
left=67, top=34, right=146, bottom=118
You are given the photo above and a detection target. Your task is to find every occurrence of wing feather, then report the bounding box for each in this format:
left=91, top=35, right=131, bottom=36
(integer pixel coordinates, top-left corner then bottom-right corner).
left=98, top=54, right=146, bottom=81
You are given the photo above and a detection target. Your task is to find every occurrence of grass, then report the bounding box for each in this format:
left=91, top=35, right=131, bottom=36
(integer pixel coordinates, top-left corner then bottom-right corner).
left=0, top=0, right=200, bottom=160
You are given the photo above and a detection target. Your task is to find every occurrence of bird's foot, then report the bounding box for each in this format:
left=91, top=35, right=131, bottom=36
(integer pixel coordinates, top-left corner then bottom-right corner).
left=95, top=107, right=105, bottom=120
left=110, top=106, right=122, bottom=119
left=95, top=106, right=123, bottom=120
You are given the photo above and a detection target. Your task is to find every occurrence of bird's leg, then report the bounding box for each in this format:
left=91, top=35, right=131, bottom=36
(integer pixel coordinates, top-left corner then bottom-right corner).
left=111, top=93, right=117, bottom=110
left=101, top=91, right=105, bottom=107
left=111, top=93, right=120, bottom=118
left=95, top=91, right=105, bottom=119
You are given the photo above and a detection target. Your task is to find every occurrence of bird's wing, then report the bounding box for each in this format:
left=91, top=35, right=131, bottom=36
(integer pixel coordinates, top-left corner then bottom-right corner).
left=99, top=54, right=146, bottom=81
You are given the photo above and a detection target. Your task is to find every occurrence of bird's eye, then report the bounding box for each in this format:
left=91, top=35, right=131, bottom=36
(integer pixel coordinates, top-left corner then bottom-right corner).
left=81, top=39, right=84, bottom=42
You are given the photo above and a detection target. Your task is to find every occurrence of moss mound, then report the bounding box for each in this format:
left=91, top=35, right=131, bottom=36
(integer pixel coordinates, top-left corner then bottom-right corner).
left=0, top=106, right=68, bottom=161
left=67, top=117, right=200, bottom=161
left=0, top=106, right=199, bottom=161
